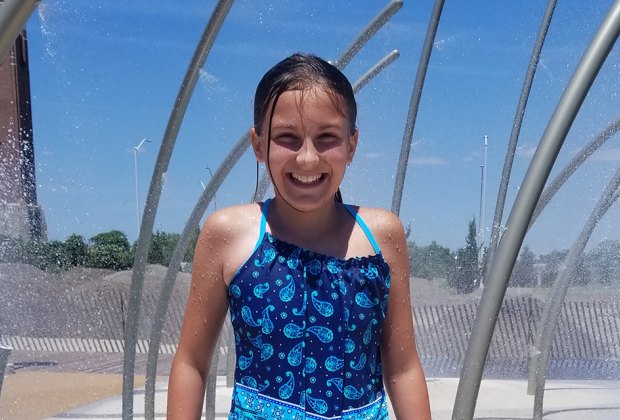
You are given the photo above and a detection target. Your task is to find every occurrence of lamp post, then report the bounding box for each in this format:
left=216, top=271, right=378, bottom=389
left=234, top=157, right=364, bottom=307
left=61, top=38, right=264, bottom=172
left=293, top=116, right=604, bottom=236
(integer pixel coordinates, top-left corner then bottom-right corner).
left=479, top=135, right=488, bottom=246
left=133, top=137, right=151, bottom=235
left=478, top=135, right=488, bottom=288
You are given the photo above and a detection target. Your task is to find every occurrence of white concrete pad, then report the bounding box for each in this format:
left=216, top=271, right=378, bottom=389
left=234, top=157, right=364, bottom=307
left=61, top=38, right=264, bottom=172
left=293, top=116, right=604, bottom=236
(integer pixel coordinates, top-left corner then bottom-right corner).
left=48, top=377, right=620, bottom=419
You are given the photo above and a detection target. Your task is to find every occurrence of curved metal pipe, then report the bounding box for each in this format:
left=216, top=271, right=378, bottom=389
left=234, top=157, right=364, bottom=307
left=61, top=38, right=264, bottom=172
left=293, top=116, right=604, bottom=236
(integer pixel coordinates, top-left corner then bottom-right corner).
left=332, top=0, right=402, bottom=69
left=253, top=167, right=272, bottom=202
left=485, top=0, right=558, bottom=278
left=391, top=0, right=445, bottom=215
left=486, top=117, right=620, bottom=294
left=0, top=344, right=11, bottom=399
left=143, top=132, right=250, bottom=418
left=529, top=164, right=620, bottom=420
left=452, top=1, right=620, bottom=417
left=122, top=1, right=235, bottom=418
left=352, top=49, right=400, bottom=93
left=0, top=0, right=38, bottom=61
left=529, top=117, right=620, bottom=228
left=204, top=349, right=220, bottom=420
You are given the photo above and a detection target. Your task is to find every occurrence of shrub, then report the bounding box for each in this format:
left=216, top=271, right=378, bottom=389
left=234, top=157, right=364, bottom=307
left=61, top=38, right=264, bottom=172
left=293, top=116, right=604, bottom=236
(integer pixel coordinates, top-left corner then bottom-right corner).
left=87, top=244, right=132, bottom=270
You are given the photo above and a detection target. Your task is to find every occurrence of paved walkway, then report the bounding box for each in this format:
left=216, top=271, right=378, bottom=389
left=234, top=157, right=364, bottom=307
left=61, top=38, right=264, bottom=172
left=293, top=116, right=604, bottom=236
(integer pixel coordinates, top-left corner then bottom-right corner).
left=48, top=376, right=620, bottom=419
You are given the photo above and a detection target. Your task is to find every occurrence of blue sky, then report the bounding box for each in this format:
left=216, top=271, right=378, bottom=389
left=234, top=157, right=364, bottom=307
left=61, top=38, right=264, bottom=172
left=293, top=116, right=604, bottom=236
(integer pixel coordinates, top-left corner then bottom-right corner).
left=24, top=0, right=620, bottom=255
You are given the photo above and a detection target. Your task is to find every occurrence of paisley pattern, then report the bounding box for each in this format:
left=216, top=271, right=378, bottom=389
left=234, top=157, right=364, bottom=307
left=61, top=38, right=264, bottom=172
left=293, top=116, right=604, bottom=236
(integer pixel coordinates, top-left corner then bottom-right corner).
left=227, top=200, right=391, bottom=419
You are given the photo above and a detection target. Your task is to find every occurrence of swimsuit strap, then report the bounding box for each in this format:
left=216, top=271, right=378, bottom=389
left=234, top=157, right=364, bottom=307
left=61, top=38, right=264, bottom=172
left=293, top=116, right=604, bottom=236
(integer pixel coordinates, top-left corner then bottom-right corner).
left=252, top=198, right=271, bottom=253
left=255, top=199, right=381, bottom=255
left=343, top=204, right=382, bottom=254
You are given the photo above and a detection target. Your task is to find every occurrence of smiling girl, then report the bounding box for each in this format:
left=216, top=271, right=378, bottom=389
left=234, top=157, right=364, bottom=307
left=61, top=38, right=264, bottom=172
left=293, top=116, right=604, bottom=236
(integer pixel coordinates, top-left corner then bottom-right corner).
left=167, top=53, right=431, bottom=419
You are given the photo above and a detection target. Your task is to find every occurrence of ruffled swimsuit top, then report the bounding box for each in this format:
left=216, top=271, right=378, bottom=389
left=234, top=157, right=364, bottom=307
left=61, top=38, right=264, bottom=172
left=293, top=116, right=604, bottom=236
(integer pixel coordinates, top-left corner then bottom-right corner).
left=227, top=199, right=392, bottom=419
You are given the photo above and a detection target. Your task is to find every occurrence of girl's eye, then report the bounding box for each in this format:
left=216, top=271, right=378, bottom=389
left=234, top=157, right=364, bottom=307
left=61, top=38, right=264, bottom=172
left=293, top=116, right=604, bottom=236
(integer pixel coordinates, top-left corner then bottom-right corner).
left=317, top=133, right=340, bottom=145
left=273, top=134, right=299, bottom=147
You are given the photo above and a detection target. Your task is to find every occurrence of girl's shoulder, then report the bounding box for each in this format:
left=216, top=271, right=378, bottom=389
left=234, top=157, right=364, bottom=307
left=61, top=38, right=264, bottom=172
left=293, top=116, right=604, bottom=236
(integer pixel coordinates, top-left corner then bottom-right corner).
left=200, top=202, right=265, bottom=283
left=350, top=206, right=408, bottom=255
left=203, top=202, right=263, bottom=231
left=351, top=206, right=404, bottom=235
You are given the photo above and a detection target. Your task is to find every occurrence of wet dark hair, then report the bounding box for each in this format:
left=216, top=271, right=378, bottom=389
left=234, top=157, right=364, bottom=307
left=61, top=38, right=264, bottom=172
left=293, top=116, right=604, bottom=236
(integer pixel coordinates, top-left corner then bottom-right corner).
left=254, top=53, right=357, bottom=136
left=253, top=54, right=357, bottom=203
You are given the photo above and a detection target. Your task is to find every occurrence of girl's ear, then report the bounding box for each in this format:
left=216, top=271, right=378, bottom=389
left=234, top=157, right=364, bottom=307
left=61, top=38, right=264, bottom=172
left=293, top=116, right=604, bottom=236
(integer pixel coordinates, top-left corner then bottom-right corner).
left=347, top=128, right=359, bottom=163
left=250, top=128, right=266, bottom=163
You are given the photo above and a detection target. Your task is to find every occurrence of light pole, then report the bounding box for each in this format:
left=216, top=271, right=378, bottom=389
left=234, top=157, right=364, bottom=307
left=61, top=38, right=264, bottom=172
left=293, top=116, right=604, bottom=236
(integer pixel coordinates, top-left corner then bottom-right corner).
left=133, top=137, right=151, bottom=235
left=479, top=135, right=488, bottom=247
left=478, top=135, right=488, bottom=288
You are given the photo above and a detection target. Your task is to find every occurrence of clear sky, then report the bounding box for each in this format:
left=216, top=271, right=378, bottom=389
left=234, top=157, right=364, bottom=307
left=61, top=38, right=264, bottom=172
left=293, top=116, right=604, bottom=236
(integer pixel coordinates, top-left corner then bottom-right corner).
left=23, top=0, right=620, bottom=255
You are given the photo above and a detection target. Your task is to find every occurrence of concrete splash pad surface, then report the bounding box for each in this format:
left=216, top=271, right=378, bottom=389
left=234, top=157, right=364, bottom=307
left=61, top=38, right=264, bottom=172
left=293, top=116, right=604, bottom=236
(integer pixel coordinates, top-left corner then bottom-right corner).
left=1, top=350, right=619, bottom=419
left=0, top=371, right=143, bottom=420
left=2, top=374, right=613, bottom=420
left=1, top=264, right=618, bottom=417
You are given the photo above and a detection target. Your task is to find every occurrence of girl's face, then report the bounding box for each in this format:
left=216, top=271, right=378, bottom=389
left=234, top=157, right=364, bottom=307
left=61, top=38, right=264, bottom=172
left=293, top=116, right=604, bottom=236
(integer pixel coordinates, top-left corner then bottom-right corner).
left=251, top=87, right=358, bottom=212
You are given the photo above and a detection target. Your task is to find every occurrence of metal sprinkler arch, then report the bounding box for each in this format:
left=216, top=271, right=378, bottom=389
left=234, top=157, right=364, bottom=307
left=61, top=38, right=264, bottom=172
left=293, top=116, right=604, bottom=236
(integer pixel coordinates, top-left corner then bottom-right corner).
left=485, top=0, right=558, bottom=278
left=511, top=118, right=620, bottom=418
left=0, top=0, right=38, bottom=61
left=453, top=2, right=620, bottom=417
left=121, top=1, right=235, bottom=418
left=529, top=116, right=620, bottom=228
left=482, top=118, right=620, bottom=411
left=483, top=16, right=620, bottom=420
left=529, top=164, right=620, bottom=420
left=486, top=0, right=619, bottom=283
left=391, top=0, right=445, bottom=215
left=487, top=115, right=620, bottom=284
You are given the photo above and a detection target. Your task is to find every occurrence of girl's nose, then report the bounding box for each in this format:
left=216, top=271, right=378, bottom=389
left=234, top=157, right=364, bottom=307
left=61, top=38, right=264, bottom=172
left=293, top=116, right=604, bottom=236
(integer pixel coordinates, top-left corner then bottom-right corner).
left=296, top=139, right=319, bottom=167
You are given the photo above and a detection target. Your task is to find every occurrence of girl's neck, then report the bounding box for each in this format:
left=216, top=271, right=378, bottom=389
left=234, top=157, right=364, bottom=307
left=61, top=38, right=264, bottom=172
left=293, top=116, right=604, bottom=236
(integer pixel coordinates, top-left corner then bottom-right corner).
left=266, top=196, right=353, bottom=252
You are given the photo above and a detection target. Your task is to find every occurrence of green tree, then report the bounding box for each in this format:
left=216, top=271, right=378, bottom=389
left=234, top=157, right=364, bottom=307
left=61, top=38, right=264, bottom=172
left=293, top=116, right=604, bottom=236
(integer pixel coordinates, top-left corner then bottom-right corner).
left=87, top=244, right=132, bottom=270
left=18, top=239, right=70, bottom=272
left=90, top=230, right=131, bottom=251
left=571, top=255, right=590, bottom=286
left=87, top=230, right=132, bottom=270
left=148, top=231, right=181, bottom=266
left=449, top=218, right=478, bottom=294
left=64, top=234, right=88, bottom=266
left=539, top=249, right=589, bottom=287
left=539, top=249, right=567, bottom=287
left=148, top=232, right=165, bottom=266
left=409, top=241, right=454, bottom=280
left=587, top=239, right=620, bottom=285
left=42, top=240, right=72, bottom=272
left=510, top=245, right=537, bottom=287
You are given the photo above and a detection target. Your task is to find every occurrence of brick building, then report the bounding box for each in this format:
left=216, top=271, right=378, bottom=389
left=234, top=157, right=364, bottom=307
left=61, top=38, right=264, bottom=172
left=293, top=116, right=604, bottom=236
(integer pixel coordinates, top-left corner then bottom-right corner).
left=0, top=29, right=46, bottom=239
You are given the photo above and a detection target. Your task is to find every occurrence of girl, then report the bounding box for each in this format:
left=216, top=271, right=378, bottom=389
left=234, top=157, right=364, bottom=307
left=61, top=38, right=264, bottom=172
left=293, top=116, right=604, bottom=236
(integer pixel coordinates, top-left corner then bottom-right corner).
left=168, top=54, right=431, bottom=419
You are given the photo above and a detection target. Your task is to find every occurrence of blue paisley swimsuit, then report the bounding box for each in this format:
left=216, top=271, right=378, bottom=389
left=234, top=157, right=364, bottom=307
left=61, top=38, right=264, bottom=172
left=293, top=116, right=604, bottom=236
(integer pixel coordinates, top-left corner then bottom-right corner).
left=227, top=199, right=391, bottom=419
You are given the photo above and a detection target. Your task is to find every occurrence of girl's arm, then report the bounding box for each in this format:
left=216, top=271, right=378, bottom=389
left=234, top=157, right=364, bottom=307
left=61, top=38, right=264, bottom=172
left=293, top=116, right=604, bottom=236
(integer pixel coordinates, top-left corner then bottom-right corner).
left=167, top=215, right=230, bottom=419
left=375, top=210, right=431, bottom=419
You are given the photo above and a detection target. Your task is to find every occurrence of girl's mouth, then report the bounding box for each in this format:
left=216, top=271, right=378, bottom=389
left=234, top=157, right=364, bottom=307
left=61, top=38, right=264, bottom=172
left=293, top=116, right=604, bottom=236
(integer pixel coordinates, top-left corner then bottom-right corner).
left=290, top=173, right=325, bottom=184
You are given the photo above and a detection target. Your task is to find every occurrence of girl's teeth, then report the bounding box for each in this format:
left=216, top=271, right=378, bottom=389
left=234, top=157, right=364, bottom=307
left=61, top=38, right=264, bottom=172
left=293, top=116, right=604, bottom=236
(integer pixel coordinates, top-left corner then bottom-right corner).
left=292, top=174, right=321, bottom=183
